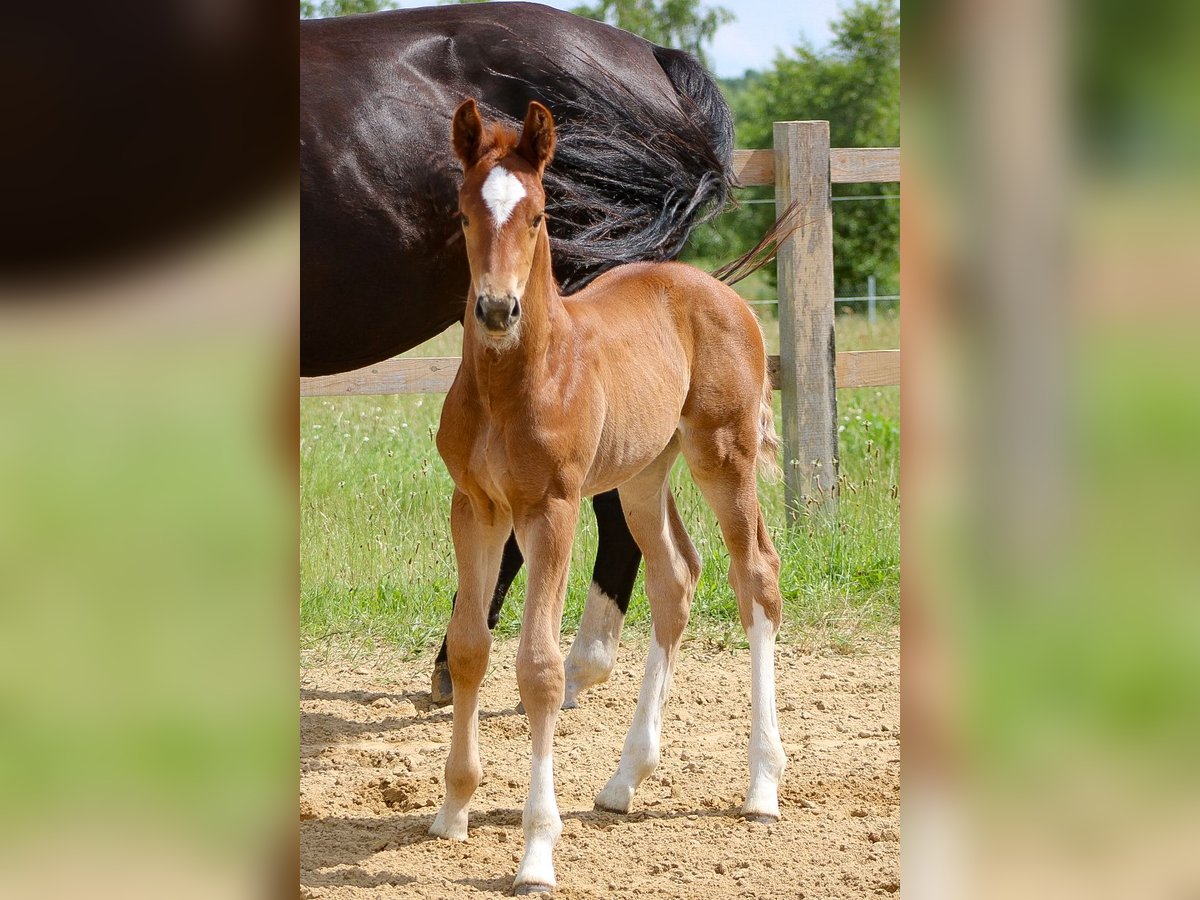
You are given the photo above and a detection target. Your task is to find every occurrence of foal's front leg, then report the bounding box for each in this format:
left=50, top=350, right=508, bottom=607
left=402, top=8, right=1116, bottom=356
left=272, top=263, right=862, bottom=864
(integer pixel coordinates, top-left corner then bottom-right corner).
left=512, top=497, right=579, bottom=894
left=429, top=490, right=511, bottom=841
left=595, top=466, right=700, bottom=815
left=431, top=533, right=523, bottom=707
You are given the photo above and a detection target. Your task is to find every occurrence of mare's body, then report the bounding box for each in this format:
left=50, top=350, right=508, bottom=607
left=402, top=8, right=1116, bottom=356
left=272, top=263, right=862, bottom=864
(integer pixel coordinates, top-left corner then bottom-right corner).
left=300, top=2, right=731, bottom=374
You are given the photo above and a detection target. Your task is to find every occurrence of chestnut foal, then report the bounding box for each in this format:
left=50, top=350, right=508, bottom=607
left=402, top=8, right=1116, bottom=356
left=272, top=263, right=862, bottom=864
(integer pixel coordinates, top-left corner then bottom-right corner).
left=430, top=99, right=787, bottom=894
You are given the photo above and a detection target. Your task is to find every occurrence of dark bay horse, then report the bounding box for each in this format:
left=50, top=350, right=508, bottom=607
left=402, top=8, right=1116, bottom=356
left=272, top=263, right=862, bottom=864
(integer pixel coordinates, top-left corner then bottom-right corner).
left=300, top=3, right=734, bottom=705
left=433, top=99, right=785, bottom=894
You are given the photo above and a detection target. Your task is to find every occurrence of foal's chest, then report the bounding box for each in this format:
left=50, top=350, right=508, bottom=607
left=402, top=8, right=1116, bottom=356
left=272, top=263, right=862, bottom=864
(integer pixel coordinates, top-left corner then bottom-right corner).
left=442, top=408, right=559, bottom=503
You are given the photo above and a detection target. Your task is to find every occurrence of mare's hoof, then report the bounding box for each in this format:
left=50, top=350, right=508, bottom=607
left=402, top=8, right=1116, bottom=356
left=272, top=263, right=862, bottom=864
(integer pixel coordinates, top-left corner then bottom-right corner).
left=430, top=665, right=453, bottom=708
left=742, top=813, right=779, bottom=825
left=560, top=697, right=578, bottom=710
left=513, top=882, right=554, bottom=895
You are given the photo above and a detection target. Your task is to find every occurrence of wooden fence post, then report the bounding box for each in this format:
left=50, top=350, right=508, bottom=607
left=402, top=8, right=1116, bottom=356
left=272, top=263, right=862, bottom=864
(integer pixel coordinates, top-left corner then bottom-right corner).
left=773, top=120, right=838, bottom=520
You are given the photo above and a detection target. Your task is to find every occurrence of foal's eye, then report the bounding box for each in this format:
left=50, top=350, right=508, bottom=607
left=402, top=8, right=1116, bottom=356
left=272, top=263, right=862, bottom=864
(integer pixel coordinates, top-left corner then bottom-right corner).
left=460, top=213, right=470, bottom=228
left=530, top=213, right=544, bottom=229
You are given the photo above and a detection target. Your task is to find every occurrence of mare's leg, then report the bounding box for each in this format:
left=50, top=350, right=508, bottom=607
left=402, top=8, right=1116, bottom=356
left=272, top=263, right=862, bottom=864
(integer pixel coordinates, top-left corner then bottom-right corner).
left=595, top=446, right=702, bottom=814
left=682, top=429, right=787, bottom=822
left=431, top=533, right=523, bottom=707
left=562, top=489, right=642, bottom=707
left=511, top=496, right=580, bottom=894
left=429, top=490, right=511, bottom=841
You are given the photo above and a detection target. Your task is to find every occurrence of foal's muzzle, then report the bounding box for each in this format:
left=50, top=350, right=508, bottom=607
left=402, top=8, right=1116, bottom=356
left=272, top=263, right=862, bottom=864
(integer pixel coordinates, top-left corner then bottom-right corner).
left=474, top=293, right=521, bottom=334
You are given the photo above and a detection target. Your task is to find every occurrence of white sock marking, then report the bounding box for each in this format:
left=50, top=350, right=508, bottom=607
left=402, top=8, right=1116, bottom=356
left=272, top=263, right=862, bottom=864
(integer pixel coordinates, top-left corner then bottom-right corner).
left=743, top=601, right=786, bottom=819
left=563, top=582, right=623, bottom=704
left=514, top=748, right=561, bottom=890
left=481, top=166, right=526, bottom=228
left=595, top=635, right=672, bottom=812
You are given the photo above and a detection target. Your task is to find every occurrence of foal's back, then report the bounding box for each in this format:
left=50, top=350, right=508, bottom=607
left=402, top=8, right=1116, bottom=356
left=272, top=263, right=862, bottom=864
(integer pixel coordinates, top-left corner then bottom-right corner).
left=565, top=260, right=770, bottom=421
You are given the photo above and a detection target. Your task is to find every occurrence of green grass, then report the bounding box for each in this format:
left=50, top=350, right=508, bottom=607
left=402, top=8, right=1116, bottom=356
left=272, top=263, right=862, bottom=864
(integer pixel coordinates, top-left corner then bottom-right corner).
left=301, top=308, right=898, bottom=656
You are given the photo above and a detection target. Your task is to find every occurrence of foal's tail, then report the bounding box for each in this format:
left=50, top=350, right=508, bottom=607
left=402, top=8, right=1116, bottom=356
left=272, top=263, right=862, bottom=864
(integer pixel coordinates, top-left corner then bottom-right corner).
left=757, top=370, right=782, bottom=483
left=710, top=203, right=800, bottom=482
left=710, top=200, right=808, bottom=287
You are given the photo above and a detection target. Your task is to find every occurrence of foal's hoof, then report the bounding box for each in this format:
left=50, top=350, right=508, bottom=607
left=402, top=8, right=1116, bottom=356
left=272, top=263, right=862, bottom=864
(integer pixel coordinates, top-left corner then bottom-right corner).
left=741, top=812, right=779, bottom=825
left=513, top=882, right=554, bottom=895
left=560, top=696, right=578, bottom=710
left=593, top=783, right=634, bottom=814
left=430, top=663, right=454, bottom=708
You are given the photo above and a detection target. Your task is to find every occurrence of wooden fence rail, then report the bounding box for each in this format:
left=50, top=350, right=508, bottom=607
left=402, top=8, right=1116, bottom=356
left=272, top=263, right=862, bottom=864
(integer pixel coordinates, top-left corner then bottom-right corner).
left=731, top=147, right=900, bottom=187
left=301, top=123, right=900, bottom=521
left=300, top=350, right=899, bottom=398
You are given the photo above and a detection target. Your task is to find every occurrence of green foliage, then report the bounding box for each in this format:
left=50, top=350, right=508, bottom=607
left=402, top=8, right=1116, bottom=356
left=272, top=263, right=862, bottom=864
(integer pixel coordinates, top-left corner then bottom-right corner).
left=300, top=0, right=395, bottom=18
left=569, top=0, right=733, bottom=67
left=684, top=0, right=899, bottom=300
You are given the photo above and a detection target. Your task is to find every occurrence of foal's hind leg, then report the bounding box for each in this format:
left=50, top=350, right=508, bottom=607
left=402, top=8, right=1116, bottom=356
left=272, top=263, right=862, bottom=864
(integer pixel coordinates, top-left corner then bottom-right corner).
left=682, top=432, right=787, bottom=822
left=595, top=447, right=702, bottom=814
left=429, top=490, right=511, bottom=841
left=563, top=490, right=641, bottom=707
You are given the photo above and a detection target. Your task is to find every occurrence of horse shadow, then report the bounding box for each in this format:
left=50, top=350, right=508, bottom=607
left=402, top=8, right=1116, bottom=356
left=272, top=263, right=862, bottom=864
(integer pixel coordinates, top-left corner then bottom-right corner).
left=302, top=686, right=523, bottom=734
left=301, top=689, right=525, bottom=753
left=301, top=865, right=417, bottom=891
left=300, top=686, right=437, bottom=710
left=301, top=803, right=742, bottom=876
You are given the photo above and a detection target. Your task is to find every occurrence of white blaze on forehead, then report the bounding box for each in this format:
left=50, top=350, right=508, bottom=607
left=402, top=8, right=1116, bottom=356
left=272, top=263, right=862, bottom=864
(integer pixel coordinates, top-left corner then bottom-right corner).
left=480, top=165, right=526, bottom=228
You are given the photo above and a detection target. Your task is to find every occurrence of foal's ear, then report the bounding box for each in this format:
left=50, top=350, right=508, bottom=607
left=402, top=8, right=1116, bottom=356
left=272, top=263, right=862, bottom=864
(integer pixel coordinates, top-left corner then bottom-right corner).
left=516, top=101, right=555, bottom=173
left=452, top=98, right=485, bottom=168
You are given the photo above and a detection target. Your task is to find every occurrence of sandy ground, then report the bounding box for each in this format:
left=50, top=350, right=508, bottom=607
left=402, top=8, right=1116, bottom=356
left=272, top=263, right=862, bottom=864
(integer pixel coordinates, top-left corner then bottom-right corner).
left=301, top=635, right=900, bottom=899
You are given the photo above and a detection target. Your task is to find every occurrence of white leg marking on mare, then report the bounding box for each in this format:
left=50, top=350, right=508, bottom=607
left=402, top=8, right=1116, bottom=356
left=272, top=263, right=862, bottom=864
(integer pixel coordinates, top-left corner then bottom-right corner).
left=481, top=166, right=526, bottom=229
left=513, top=747, right=562, bottom=891
left=563, top=582, right=623, bottom=706
left=595, top=636, right=672, bottom=813
left=742, top=601, right=786, bottom=821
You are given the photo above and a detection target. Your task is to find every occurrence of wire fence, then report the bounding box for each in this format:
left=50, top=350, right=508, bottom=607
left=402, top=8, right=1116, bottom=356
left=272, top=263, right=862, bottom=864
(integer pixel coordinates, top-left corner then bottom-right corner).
left=737, top=194, right=899, bottom=205
left=746, top=295, right=899, bottom=306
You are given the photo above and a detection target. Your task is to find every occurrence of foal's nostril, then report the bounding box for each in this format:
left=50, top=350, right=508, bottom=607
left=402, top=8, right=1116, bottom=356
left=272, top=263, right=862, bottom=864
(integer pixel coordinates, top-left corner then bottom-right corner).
left=475, top=293, right=519, bottom=333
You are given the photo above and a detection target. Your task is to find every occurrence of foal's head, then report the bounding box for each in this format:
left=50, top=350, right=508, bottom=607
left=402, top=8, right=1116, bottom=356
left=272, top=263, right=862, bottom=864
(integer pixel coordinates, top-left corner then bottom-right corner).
left=452, top=99, right=555, bottom=348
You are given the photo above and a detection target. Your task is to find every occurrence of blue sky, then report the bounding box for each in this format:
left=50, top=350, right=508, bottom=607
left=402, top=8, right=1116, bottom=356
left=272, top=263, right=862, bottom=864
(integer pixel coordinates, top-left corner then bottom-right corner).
left=386, top=0, right=850, bottom=78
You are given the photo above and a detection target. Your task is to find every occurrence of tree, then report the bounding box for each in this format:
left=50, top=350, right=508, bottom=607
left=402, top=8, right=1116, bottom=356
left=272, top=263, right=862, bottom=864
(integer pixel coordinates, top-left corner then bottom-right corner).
left=686, top=0, right=900, bottom=300
left=569, top=0, right=732, bottom=68
left=300, top=0, right=395, bottom=18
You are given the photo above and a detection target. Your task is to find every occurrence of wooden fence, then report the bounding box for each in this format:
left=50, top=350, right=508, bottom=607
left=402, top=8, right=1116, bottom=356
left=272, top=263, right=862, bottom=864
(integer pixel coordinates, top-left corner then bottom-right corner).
left=301, top=121, right=900, bottom=520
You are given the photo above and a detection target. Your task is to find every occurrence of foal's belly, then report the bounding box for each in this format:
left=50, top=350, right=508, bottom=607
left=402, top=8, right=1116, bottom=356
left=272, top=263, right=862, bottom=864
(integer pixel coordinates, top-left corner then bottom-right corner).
left=580, top=417, right=682, bottom=497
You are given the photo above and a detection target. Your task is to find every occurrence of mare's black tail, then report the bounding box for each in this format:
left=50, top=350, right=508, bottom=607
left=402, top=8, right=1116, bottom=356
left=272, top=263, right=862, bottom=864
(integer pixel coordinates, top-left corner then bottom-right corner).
left=650, top=44, right=735, bottom=200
